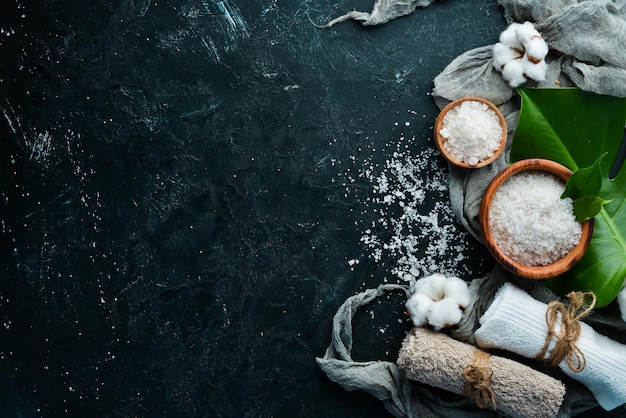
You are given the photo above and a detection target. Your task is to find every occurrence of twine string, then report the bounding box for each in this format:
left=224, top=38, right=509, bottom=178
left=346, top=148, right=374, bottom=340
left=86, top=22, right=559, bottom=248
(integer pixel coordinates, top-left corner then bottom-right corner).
left=535, top=291, right=596, bottom=372
left=463, top=349, right=496, bottom=410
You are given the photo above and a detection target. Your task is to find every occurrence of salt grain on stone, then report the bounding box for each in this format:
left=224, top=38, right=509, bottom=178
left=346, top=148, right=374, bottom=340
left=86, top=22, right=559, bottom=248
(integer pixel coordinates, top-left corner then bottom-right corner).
left=489, top=171, right=582, bottom=266
left=358, top=147, right=475, bottom=282
left=439, top=100, right=502, bottom=166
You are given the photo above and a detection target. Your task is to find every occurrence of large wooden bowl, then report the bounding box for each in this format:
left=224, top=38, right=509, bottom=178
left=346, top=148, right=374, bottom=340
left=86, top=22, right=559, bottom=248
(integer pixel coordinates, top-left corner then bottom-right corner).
left=479, top=158, right=594, bottom=279
left=434, top=96, right=507, bottom=169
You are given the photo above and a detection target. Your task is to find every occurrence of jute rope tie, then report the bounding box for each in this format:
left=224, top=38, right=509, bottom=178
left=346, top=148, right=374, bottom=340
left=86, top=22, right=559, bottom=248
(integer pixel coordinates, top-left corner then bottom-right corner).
left=535, top=291, right=596, bottom=372
left=463, top=349, right=496, bottom=410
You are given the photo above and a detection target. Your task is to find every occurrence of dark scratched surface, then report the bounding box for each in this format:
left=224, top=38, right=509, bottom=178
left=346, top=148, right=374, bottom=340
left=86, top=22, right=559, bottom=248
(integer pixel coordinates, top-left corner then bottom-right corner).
left=2, top=0, right=619, bottom=417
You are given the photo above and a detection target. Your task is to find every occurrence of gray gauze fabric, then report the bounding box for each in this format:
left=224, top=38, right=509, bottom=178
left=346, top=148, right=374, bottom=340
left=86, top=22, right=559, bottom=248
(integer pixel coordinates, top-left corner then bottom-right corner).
left=321, top=0, right=437, bottom=27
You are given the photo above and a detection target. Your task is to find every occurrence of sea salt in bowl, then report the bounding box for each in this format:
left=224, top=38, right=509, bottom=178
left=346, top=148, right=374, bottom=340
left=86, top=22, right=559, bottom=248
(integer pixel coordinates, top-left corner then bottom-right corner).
left=479, top=159, right=594, bottom=279
left=434, top=97, right=507, bottom=169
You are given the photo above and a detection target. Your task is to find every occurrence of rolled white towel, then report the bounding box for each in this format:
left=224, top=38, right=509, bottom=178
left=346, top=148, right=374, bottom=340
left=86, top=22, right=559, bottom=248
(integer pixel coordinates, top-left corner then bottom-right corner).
left=474, top=282, right=626, bottom=410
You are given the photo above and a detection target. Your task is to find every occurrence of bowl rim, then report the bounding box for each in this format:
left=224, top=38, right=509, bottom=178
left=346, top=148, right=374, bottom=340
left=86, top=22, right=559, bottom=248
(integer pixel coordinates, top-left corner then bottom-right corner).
left=479, top=158, right=594, bottom=279
left=434, top=96, right=507, bottom=169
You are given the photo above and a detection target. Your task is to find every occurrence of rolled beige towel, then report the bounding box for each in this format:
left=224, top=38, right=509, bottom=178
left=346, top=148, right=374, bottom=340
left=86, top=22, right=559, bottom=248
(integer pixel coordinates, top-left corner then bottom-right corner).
left=397, top=327, right=565, bottom=418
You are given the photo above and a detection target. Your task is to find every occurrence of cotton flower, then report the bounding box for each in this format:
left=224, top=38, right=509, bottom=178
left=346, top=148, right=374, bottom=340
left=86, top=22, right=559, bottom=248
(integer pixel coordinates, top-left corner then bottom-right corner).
left=443, top=276, right=471, bottom=308
left=405, top=293, right=434, bottom=327
left=493, top=42, right=522, bottom=70
left=427, top=298, right=464, bottom=331
left=498, top=24, right=523, bottom=50
left=493, top=21, right=549, bottom=87
left=405, top=273, right=471, bottom=330
left=501, top=59, right=528, bottom=88
left=412, top=272, right=447, bottom=300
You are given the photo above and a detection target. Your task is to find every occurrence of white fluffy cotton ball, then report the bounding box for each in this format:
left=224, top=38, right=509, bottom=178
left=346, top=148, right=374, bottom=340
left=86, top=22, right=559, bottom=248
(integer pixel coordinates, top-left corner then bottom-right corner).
left=523, top=59, right=548, bottom=82
left=413, top=273, right=447, bottom=300
left=405, top=293, right=434, bottom=327
left=494, top=21, right=549, bottom=87
left=443, top=276, right=470, bottom=308
left=501, top=59, right=527, bottom=87
left=515, top=21, right=539, bottom=44
left=525, top=37, right=549, bottom=61
left=427, top=298, right=464, bottom=331
left=493, top=42, right=522, bottom=70
left=499, top=23, right=523, bottom=49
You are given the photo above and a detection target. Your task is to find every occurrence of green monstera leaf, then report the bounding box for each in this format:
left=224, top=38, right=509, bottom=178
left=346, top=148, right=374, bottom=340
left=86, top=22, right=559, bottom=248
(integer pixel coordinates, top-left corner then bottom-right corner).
left=511, top=87, right=626, bottom=307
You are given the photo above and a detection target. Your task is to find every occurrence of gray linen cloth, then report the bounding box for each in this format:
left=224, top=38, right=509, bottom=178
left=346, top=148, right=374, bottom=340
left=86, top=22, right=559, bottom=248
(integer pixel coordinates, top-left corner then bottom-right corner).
left=318, top=0, right=626, bottom=416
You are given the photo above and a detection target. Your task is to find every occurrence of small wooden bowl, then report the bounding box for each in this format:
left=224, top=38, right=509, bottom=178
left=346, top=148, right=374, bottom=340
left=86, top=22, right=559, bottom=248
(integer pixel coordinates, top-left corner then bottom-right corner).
left=434, top=97, right=507, bottom=169
left=479, top=159, right=594, bottom=279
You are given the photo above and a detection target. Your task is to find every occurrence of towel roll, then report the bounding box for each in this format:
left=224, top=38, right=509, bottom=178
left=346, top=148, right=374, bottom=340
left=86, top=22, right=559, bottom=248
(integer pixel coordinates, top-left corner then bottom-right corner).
left=474, top=282, right=626, bottom=410
left=397, top=327, right=565, bottom=418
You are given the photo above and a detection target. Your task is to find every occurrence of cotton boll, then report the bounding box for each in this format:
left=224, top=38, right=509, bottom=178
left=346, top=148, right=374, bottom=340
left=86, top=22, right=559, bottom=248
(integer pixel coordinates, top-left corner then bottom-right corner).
left=499, top=23, right=522, bottom=50
left=406, top=293, right=434, bottom=327
left=618, top=286, right=626, bottom=322
left=525, top=37, right=549, bottom=62
left=515, top=22, right=540, bottom=45
left=523, top=58, right=548, bottom=82
left=493, top=43, right=522, bottom=70
left=413, top=273, right=447, bottom=300
left=501, top=59, right=527, bottom=87
left=426, top=298, right=464, bottom=331
left=443, top=276, right=471, bottom=308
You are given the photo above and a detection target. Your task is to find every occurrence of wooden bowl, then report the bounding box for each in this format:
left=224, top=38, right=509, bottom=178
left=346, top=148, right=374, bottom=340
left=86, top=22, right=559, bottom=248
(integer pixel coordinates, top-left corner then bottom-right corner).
left=479, top=159, right=594, bottom=279
left=434, top=97, right=507, bottom=169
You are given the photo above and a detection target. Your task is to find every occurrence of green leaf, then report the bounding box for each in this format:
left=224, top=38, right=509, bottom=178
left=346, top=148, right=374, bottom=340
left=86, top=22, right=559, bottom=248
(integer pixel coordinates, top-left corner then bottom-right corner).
left=511, top=87, right=626, bottom=307
left=561, top=153, right=611, bottom=221
left=561, top=153, right=606, bottom=201
left=571, top=196, right=612, bottom=222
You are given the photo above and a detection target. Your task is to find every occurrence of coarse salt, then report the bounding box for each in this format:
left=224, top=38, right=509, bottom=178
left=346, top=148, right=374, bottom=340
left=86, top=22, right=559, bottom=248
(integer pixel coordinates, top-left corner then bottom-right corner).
left=439, top=100, right=502, bottom=166
left=488, top=171, right=582, bottom=266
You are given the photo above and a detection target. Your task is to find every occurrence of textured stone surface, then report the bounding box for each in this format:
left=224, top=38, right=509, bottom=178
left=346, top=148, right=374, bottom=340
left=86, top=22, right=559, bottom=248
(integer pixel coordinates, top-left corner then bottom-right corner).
left=0, top=0, right=507, bottom=416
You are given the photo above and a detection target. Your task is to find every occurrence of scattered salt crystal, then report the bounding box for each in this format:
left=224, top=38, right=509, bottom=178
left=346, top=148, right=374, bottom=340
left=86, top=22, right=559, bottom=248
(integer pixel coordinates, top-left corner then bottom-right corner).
left=439, top=100, right=502, bottom=166
left=489, top=171, right=582, bottom=266
left=357, top=147, right=475, bottom=282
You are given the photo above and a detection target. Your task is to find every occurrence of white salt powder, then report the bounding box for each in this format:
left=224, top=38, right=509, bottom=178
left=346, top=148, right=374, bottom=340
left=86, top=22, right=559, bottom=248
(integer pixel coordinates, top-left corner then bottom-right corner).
left=439, top=100, right=502, bottom=166
left=489, top=171, right=582, bottom=266
left=356, top=145, right=477, bottom=282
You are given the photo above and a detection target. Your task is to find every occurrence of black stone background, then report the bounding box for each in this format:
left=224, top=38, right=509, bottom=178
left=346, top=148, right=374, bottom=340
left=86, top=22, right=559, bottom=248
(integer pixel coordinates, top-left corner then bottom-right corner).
left=0, top=0, right=622, bottom=417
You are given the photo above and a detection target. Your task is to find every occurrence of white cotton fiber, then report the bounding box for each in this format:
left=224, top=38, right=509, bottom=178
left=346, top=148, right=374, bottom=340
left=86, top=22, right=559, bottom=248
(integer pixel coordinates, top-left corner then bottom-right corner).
left=493, top=21, right=549, bottom=87
left=427, top=298, right=464, bottom=331
left=413, top=273, right=447, bottom=300
left=493, top=43, right=522, bottom=70
left=443, top=276, right=470, bottom=308
left=499, top=23, right=522, bottom=49
left=515, top=21, right=539, bottom=44
left=501, top=59, right=527, bottom=87
left=406, top=293, right=434, bottom=326
left=525, top=37, right=549, bottom=61
left=406, top=273, right=470, bottom=330
left=523, top=59, right=548, bottom=82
